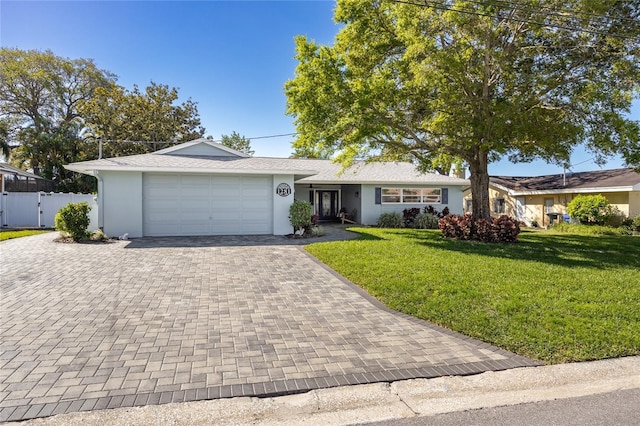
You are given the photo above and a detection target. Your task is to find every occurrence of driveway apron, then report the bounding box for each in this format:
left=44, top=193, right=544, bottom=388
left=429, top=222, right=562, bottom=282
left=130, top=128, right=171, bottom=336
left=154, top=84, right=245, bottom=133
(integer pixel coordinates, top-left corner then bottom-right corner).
left=0, top=232, right=538, bottom=422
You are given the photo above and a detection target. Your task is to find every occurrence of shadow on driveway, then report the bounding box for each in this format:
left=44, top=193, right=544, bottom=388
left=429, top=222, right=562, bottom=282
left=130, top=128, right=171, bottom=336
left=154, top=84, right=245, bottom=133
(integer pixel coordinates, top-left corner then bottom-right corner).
left=123, top=224, right=362, bottom=248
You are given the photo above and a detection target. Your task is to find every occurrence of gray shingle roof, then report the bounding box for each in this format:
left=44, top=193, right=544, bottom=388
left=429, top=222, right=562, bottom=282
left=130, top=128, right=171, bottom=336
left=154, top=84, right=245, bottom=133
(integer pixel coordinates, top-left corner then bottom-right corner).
left=65, top=149, right=469, bottom=186
left=0, top=162, right=47, bottom=180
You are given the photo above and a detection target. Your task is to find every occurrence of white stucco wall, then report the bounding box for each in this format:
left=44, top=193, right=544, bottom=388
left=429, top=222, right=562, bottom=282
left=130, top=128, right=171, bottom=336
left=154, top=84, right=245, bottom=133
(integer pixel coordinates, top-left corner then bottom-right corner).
left=100, top=171, right=143, bottom=238
left=273, top=175, right=295, bottom=235
left=360, top=184, right=465, bottom=226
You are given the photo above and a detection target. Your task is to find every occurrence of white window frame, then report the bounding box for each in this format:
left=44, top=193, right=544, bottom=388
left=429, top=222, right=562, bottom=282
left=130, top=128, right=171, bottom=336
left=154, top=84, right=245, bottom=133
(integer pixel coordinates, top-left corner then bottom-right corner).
left=381, top=188, right=442, bottom=204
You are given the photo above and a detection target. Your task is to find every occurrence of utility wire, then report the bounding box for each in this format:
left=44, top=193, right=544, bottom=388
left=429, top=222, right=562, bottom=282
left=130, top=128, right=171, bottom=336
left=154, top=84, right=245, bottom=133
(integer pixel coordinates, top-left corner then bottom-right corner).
left=389, top=0, right=640, bottom=40
left=98, top=132, right=298, bottom=145
left=464, top=0, right=640, bottom=26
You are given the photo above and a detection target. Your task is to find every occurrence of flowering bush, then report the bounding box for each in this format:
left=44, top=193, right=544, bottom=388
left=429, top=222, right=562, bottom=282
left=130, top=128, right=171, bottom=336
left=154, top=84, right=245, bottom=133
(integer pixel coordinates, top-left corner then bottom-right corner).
left=439, top=214, right=473, bottom=240
left=474, top=218, right=496, bottom=242
left=423, top=205, right=450, bottom=218
left=402, top=208, right=421, bottom=227
left=493, top=215, right=521, bottom=242
left=439, top=214, right=520, bottom=243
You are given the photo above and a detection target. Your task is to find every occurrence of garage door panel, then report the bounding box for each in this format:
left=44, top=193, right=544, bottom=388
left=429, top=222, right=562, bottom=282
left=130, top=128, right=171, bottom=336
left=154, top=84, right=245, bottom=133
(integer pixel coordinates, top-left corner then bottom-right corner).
left=212, top=191, right=241, bottom=200
left=180, top=197, right=210, bottom=210
left=243, top=221, right=271, bottom=234
left=143, top=173, right=272, bottom=236
left=212, top=220, right=242, bottom=234
left=213, top=209, right=238, bottom=220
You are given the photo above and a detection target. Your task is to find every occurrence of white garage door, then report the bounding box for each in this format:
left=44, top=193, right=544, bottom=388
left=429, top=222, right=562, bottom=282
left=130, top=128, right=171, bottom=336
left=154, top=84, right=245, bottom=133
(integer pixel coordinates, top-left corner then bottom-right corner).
left=143, top=174, right=272, bottom=236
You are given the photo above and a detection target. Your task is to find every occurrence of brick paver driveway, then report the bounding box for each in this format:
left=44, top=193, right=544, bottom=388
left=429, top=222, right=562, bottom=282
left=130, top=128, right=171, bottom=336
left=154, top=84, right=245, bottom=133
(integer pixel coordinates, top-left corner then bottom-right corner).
left=0, top=231, right=538, bottom=422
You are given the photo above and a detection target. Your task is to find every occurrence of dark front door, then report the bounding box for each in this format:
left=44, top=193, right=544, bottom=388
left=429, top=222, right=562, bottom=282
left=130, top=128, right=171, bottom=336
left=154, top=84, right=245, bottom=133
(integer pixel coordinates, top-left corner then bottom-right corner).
left=318, top=190, right=339, bottom=221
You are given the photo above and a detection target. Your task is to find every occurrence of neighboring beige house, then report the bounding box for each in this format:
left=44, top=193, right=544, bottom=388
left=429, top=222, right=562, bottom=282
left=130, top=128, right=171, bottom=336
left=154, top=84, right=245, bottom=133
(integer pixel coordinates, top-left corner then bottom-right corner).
left=463, top=168, right=640, bottom=227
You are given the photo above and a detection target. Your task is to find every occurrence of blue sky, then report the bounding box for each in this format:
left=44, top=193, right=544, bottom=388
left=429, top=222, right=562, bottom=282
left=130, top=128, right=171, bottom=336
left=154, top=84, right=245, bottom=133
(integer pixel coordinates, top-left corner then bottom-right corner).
left=2, top=0, right=637, bottom=176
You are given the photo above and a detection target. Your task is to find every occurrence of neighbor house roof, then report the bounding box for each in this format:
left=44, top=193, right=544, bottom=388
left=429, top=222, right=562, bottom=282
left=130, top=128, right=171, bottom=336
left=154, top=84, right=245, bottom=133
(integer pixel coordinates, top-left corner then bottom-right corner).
left=65, top=140, right=469, bottom=186
left=490, top=168, right=640, bottom=195
left=0, top=162, right=47, bottom=180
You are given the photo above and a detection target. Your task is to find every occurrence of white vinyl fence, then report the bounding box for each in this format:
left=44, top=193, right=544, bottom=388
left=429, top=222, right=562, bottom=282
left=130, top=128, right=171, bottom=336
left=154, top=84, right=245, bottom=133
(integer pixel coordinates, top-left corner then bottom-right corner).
left=0, top=192, right=98, bottom=229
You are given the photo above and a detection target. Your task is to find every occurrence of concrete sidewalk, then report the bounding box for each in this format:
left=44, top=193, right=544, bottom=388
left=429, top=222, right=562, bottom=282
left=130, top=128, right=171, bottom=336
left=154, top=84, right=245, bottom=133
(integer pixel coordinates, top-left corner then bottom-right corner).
left=11, top=356, right=640, bottom=425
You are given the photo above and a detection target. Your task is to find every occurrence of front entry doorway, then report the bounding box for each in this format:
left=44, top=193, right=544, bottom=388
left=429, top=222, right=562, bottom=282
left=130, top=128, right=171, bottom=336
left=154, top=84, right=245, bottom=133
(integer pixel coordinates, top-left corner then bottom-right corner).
left=318, top=190, right=339, bottom=221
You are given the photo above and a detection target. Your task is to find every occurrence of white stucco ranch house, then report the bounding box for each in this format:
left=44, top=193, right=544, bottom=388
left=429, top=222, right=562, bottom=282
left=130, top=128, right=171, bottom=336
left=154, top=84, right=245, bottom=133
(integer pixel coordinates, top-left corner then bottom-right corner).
left=65, top=138, right=469, bottom=238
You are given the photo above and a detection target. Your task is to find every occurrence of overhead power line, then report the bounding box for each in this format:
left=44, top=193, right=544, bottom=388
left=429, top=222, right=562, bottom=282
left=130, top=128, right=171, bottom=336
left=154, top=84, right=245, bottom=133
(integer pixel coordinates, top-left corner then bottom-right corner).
left=96, top=132, right=299, bottom=145
left=389, top=0, right=640, bottom=40
left=464, top=0, right=640, bottom=26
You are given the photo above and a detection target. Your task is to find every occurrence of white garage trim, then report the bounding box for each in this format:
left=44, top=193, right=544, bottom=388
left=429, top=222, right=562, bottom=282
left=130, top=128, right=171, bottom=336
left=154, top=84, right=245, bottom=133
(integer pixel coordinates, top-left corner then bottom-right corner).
left=143, top=173, right=273, bottom=236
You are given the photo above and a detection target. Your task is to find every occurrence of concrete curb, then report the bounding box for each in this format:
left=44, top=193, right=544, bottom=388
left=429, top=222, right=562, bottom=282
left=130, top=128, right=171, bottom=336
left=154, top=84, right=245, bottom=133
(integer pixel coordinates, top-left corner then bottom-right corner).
left=12, top=356, right=640, bottom=426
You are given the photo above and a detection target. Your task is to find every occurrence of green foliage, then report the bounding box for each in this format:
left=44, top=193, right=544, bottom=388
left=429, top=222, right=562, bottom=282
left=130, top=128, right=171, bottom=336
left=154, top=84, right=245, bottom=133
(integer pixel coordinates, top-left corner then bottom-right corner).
left=90, top=229, right=109, bottom=241
left=550, top=222, right=630, bottom=236
left=55, top=202, right=91, bottom=241
left=80, top=82, right=205, bottom=157
left=285, top=1, right=640, bottom=220
left=311, top=225, right=326, bottom=237
left=0, top=48, right=115, bottom=191
left=289, top=200, right=313, bottom=234
left=0, top=48, right=206, bottom=191
left=377, top=212, right=403, bottom=228
left=567, top=194, right=614, bottom=225
left=402, top=208, right=421, bottom=227
left=306, top=228, right=640, bottom=363
left=413, top=213, right=439, bottom=229
left=439, top=214, right=521, bottom=242
left=220, top=131, right=254, bottom=156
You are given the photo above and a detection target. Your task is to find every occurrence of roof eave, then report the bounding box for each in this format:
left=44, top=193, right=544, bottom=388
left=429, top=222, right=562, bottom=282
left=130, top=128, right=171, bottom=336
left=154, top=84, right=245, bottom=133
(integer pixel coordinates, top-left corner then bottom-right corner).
left=508, top=186, right=635, bottom=195
left=298, top=178, right=470, bottom=186
left=64, top=164, right=317, bottom=178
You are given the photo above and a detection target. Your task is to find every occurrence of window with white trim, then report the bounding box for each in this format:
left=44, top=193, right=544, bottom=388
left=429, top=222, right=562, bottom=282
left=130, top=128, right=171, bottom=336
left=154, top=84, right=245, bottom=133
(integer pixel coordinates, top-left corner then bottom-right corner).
left=381, top=188, right=442, bottom=204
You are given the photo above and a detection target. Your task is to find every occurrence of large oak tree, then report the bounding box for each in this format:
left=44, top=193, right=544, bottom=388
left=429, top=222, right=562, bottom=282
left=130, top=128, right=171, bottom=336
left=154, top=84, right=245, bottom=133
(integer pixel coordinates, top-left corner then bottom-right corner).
left=1, top=48, right=206, bottom=192
left=285, top=0, right=640, bottom=220
left=80, top=82, right=205, bottom=157
left=0, top=48, right=114, bottom=180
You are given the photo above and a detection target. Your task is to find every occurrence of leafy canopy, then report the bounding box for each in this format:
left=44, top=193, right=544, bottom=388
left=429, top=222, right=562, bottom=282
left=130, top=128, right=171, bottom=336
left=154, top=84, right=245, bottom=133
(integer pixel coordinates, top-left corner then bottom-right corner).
left=0, top=48, right=114, bottom=189
left=79, top=82, right=205, bottom=157
left=285, top=0, right=640, bottom=220
left=219, top=131, right=254, bottom=156
left=0, top=48, right=206, bottom=192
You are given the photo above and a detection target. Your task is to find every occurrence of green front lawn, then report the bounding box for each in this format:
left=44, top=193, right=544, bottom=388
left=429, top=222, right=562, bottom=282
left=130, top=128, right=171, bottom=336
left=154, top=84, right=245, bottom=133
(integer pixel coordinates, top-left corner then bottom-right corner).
left=0, top=229, right=50, bottom=241
left=306, top=228, right=640, bottom=364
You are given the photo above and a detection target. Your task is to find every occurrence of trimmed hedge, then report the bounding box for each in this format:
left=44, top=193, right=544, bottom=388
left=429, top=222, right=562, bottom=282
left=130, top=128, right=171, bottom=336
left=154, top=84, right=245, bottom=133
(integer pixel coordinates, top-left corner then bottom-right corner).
left=55, top=202, right=91, bottom=241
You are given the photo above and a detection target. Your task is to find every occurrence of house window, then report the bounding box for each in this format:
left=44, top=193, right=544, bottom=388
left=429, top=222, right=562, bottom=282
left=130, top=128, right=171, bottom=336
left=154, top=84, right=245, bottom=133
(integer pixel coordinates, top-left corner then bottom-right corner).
left=544, top=198, right=554, bottom=213
left=381, top=188, right=442, bottom=204
left=493, top=198, right=505, bottom=214
left=465, top=199, right=473, bottom=213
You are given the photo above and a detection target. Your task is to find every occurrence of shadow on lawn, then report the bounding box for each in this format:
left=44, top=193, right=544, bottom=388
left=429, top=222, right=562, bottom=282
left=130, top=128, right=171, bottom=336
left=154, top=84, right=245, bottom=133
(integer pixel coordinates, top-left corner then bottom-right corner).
left=434, top=232, right=639, bottom=269
left=356, top=228, right=640, bottom=270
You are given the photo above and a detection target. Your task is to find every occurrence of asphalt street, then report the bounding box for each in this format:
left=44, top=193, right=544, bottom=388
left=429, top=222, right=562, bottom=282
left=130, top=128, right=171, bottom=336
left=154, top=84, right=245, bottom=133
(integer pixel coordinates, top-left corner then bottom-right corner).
left=366, top=388, right=640, bottom=426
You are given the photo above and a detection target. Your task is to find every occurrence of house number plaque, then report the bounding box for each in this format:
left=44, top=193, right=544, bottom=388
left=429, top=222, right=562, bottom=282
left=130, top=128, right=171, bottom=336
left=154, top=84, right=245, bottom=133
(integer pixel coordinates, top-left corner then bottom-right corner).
left=276, top=183, right=291, bottom=197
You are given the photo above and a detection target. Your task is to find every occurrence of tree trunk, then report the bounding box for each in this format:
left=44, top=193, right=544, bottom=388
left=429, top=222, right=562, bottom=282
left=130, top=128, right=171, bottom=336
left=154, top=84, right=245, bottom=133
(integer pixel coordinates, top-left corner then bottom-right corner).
left=468, top=147, right=491, bottom=221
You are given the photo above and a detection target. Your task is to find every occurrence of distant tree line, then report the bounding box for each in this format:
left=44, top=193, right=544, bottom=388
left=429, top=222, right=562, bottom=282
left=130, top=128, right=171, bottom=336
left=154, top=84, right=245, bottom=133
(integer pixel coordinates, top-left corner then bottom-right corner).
left=0, top=48, right=206, bottom=192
